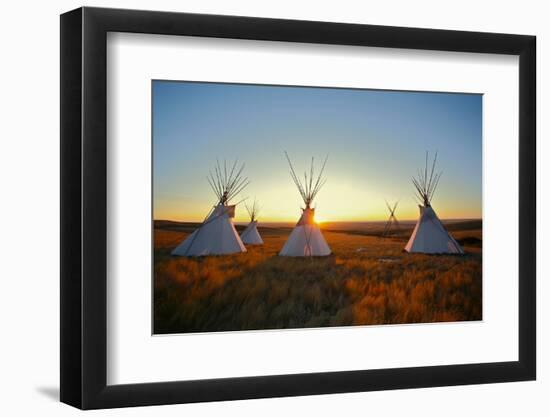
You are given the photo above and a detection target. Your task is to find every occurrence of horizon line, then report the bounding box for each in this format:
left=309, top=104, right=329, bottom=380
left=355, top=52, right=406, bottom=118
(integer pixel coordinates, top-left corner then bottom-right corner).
left=154, top=217, right=483, bottom=224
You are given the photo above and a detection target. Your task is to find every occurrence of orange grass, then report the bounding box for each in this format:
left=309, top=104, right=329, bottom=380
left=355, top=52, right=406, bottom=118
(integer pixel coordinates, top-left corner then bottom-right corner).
left=154, top=226, right=482, bottom=334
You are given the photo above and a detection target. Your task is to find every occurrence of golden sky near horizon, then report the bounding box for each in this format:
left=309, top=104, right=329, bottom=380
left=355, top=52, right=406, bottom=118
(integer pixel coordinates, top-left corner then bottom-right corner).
left=153, top=82, right=482, bottom=223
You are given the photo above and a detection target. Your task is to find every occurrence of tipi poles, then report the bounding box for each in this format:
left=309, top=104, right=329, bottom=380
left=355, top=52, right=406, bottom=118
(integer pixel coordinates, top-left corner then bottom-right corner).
left=284, top=151, right=308, bottom=204
left=284, top=152, right=328, bottom=207
left=310, top=155, right=329, bottom=203
left=391, top=201, right=401, bottom=234
left=411, top=152, right=442, bottom=206
left=245, top=199, right=260, bottom=223
left=207, top=159, right=249, bottom=205
left=382, top=200, right=400, bottom=237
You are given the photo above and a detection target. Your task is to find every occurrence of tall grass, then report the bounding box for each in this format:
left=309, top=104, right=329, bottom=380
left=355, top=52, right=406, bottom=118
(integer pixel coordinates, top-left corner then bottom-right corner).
left=154, top=228, right=482, bottom=334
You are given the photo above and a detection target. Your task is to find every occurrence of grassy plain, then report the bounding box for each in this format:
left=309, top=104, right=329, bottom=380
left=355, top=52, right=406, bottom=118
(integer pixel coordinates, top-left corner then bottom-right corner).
left=153, top=220, right=482, bottom=334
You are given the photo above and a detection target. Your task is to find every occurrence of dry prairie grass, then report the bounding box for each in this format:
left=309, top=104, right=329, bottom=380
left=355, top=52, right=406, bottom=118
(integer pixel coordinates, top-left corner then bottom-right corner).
left=154, top=225, right=482, bottom=334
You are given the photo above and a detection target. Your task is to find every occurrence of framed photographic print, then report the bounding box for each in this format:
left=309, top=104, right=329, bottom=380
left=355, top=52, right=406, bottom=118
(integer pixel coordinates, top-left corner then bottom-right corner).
left=60, top=7, right=536, bottom=409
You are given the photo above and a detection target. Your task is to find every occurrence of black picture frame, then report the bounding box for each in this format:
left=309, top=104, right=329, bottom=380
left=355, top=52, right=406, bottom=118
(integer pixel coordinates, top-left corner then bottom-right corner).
left=60, top=6, right=536, bottom=410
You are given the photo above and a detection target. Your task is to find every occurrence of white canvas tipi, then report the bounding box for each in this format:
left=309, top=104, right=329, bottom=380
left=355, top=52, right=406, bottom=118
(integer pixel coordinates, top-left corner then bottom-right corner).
left=404, top=152, right=464, bottom=254
left=279, top=153, right=331, bottom=257
left=171, top=160, right=248, bottom=257
left=240, top=199, right=263, bottom=245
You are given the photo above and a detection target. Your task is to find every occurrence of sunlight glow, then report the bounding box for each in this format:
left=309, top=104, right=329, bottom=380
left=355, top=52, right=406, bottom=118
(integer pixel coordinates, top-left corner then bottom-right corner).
left=314, top=216, right=326, bottom=224
left=153, top=81, right=482, bottom=223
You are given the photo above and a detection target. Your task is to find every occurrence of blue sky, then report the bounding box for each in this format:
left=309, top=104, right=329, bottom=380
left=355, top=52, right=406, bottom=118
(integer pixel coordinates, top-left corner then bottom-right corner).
left=153, top=81, right=482, bottom=222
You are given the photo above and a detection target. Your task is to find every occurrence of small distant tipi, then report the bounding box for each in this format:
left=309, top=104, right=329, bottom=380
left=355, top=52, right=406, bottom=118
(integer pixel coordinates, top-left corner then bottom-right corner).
left=171, top=160, right=248, bottom=257
left=240, top=199, right=263, bottom=245
left=382, top=200, right=401, bottom=237
left=404, top=152, right=464, bottom=254
left=279, top=152, right=331, bottom=257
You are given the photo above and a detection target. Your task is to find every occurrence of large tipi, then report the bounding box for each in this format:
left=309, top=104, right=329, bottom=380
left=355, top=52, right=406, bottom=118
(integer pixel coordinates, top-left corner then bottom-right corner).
left=404, top=152, right=464, bottom=254
left=171, top=160, right=249, bottom=257
left=279, top=152, right=331, bottom=257
left=240, top=199, right=263, bottom=245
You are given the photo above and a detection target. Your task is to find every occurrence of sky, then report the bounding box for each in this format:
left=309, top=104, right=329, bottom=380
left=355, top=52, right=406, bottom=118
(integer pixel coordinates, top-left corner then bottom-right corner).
left=153, top=81, right=482, bottom=223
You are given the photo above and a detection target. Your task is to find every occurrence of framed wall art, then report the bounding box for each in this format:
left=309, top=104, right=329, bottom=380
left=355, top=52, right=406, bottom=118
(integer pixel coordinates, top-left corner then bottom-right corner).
left=60, top=6, right=536, bottom=409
